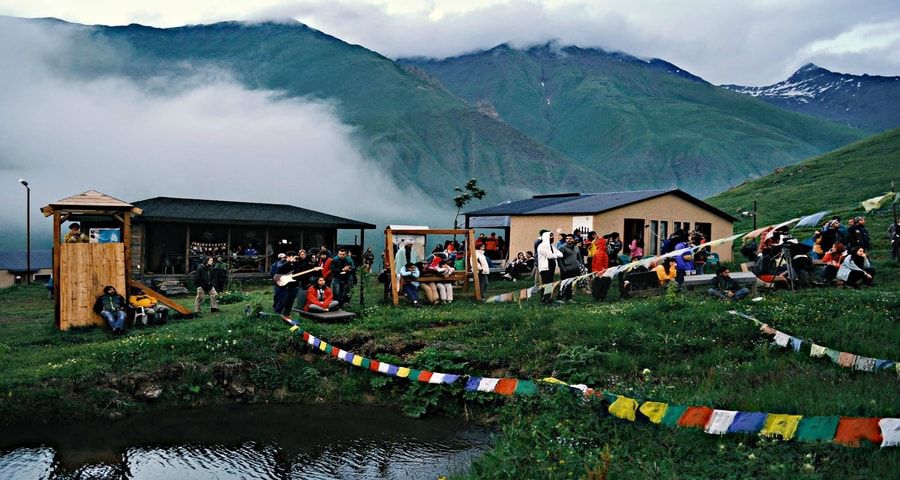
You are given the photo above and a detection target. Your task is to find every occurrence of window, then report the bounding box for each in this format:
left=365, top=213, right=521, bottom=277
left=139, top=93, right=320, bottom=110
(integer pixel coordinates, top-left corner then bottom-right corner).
left=695, top=222, right=712, bottom=242
left=649, top=220, right=659, bottom=255
left=623, top=218, right=645, bottom=254
left=659, top=221, right=669, bottom=250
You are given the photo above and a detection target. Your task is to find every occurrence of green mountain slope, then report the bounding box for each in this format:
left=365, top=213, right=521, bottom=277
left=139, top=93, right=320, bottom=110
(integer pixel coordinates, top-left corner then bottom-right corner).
left=50, top=19, right=617, bottom=202
left=402, top=44, right=867, bottom=197
left=708, top=127, right=900, bottom=227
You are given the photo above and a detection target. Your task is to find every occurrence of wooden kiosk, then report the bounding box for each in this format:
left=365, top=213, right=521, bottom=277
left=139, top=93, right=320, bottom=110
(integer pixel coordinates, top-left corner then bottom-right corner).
left=385, top=228, right=481, bottom=306
left=42, top=191, right=143, bottom=330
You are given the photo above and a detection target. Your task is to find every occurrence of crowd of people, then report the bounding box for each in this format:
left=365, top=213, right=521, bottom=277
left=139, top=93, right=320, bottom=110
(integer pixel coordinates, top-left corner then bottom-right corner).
left=267, top=247, right=358, bottom=316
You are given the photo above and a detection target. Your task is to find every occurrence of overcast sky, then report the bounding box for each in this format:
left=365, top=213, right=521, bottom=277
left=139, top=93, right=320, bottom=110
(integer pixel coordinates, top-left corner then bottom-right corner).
left=0, top=0, right=897, bottom=85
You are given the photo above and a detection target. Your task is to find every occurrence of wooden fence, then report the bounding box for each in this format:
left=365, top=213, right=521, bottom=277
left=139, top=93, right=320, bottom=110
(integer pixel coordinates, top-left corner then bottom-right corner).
left=59, top=243, right=126, bottom=330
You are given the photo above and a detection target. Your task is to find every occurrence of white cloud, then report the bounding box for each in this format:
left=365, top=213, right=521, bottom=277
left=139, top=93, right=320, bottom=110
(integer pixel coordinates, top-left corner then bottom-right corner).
left=0, top=19, right=445, bottom=249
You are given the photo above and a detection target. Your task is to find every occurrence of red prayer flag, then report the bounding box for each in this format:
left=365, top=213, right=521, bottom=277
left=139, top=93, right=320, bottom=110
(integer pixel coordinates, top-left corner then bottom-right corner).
left=834, top=417, right=883, bottom=447
left=494, top=378, right=519, bottom=396
left=418, top=371, right=433, bottom=383
left=330, top=348, right=340, bottom=358
left=302, top=332, right=310, bottom=342
left=678, top=406, right=714, bottom=429
left=369, top=360, right=380, bottom=372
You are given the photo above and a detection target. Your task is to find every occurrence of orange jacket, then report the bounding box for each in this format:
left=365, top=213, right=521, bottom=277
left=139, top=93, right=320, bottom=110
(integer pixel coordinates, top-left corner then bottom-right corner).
left=305, top=286, right=334, bottom=311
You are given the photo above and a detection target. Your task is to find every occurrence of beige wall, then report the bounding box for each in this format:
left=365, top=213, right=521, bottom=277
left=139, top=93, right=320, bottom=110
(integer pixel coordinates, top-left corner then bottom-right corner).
left=0, top=268, right=53, bottom=289
left=507, top=193, right=733, bottom=261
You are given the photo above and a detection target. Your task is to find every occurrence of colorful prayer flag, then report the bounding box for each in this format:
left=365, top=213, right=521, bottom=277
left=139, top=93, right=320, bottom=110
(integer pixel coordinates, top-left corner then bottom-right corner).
left=875, top=359, right=895, bottom=371
left=789, top=336, right=802, bottom=352
left=761, top=414, right=802, bottom=440
left=465, top=376, right=481, bottom=391
left=639, top=402, right=669, bottom=424
left=428, top=373, right=445, bottom=384
left=795, top=416, right=840, bottom=443
left=853, top=356, right=876, bottom=372
left=494, top=378, right=519, bottom=396
left=608, top=396, right=639, bottom=422
left=809, top=344, right=827, bottom=357
left=773, top=331, right=790, bottom=348
left=661, top=405, right=689, bottom=428
left=416, top=371, right=432, bottom=383
left=443, top=374, right=461, bottom=385
left=705, top=410, right=738, bottom=435
left=386, top=364, right=399, bottom=376
left=834, top=417, right=883, bottom=447
left=861, top=192, right=895, bottom=212
left=352, top=355, right=363, bottom=367
left=728, top=412, right=767, bottom=434
left=477, top=377, right=500, bottom=393
left=837, top=352, right=857, bottom=368
left=396, top=367, right=411, bottom=378
left=795, top=210, right=830, bottom=228
left=407, top=369, right=422, bottom=381
left=514, top=380, right=539, bottom=396
left=879, top=418, right=900, bottom=448
left=760, top=324, right=776, bottom=335
left=678, top=407, right=714, bottom=429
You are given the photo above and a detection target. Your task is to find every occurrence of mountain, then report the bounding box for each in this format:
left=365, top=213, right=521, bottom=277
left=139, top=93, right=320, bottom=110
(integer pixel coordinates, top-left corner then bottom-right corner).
left=722, top=64, right=900, bottom=133
left=24, top=18, right=616, bottom=204
left=400, top=44, right=866, bottom=197
left=707, top=127, right=900, bottom=227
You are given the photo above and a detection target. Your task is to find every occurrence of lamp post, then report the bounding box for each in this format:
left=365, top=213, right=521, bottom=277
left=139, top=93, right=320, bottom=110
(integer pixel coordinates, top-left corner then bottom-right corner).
left=18, top=178, right=30, bottom=285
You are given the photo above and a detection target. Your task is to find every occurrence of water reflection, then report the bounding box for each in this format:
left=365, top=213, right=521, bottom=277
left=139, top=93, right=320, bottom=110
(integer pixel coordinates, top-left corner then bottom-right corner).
left=0, top=405, right=491, bottom=479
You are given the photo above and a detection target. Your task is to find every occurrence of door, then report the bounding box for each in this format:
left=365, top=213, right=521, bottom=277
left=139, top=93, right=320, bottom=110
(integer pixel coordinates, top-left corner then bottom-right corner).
left=623, top=218, right=645, bottom=255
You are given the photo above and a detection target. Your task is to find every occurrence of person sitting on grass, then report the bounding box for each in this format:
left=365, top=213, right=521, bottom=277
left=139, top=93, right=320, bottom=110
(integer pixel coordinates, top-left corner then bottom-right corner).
left=653, top=257, right=678, bottom=287
left=305, top=276, right=339, bottom=312
left=399, top=262, right=421, bottom=307
left=819, top=242, right=846, bottom=285
left=93, top=285, right=127, bottom=334
left=708, top=266, right=750, bottom=301
left=837, top=247, right=874, bottom=288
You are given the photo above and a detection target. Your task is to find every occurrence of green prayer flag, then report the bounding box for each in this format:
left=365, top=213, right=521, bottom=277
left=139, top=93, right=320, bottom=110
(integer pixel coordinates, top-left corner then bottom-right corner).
left=407, top=369, right=422, bottom=381
left=361, top=358, right=371, bottom=369
left=661, top=405, right=688, bottom=428
left=796, top=416, right=840, bottom=443
left=602, top=392, right=618, bottom=404
left=325, top=345, right=333, bottom=354
left=514, top=380, right=539, bottom=396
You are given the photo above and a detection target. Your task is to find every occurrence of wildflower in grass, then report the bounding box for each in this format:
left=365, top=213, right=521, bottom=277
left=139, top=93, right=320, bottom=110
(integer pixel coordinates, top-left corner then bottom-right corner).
left=747, top=454, right=756, bottom=460
left=804, top=463, right=814, bottom=470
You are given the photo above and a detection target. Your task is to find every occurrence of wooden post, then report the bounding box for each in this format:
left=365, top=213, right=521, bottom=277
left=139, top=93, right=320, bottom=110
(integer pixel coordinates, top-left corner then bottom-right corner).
left=123, top=211, right=132, bottom=281
left=359, top=228, right=366, bottom=307
left=184, top=225, right=191, bottom=274
left=469, top=228, right=481, bottom=300
left=386, top=228, right=399, bottom=306
left=264, top=227, right=271, bottom=273
left=226, top=227, right=232, bottom=258
left=52, top=210, right=61, bottom=327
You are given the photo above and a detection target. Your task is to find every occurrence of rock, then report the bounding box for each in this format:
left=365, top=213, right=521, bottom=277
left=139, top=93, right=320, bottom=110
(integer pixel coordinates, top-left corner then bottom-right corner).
left=135, top=382, right=163, bottom=400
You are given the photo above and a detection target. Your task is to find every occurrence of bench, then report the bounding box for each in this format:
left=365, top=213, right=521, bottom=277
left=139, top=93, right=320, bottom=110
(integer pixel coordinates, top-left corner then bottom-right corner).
left=682, top=271, right=759, bottom=295
left=295, top=309, right=356, bottom=322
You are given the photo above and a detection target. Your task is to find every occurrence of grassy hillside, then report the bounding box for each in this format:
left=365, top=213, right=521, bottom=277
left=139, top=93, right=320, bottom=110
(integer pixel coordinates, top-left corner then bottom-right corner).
left=403, top=44, right=867, bottom=197
left=708, top=128, right=900, bottom=227
left=67, top=20, right=614, bottom=203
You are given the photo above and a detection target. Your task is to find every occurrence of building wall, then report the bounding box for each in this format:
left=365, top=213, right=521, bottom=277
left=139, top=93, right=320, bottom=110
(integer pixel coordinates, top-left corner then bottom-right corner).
left=506, top=193, right=734, bottom=262
left=0, top=268, right=53, bottom=289
left=131, top=223, right=145, bottom=277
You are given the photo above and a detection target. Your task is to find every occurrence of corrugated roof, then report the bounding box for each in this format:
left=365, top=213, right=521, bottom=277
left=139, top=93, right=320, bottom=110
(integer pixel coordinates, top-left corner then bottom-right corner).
left=466, top=189, right=736, bottom=222
left=132, top=197, right=375, bottom=229
left=0, top=250, right=52, bottom=271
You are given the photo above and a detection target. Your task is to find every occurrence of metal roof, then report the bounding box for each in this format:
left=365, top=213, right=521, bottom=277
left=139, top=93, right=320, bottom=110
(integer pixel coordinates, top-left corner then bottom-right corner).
left=466, top=189, right=736, bottom=222
left=132, top=197, right=375, bottom=229
left=0, top=250, right=52, bottom=272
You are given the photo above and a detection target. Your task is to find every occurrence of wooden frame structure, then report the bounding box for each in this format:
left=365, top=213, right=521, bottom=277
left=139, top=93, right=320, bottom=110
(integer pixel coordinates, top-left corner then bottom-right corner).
left=41, top=191, right=143, bottom=330
left=384, top=228, right=481, bottom=306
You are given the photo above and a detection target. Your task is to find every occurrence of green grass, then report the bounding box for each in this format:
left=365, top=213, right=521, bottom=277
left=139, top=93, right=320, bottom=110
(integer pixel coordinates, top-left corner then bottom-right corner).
left=1, top=259, right=897, bottom=478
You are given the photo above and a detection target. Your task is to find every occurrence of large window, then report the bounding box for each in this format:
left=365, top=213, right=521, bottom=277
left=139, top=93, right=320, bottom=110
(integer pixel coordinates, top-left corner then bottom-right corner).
left=694, top=222, right=712, bottom=242
left=623, top=218, right=645, bottom=255
left=649, top=220, right=659, bottom=255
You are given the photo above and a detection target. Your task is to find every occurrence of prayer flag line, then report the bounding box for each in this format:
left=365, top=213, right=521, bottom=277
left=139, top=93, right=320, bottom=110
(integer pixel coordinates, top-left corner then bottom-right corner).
left=278, top=317, right=897, bottom=448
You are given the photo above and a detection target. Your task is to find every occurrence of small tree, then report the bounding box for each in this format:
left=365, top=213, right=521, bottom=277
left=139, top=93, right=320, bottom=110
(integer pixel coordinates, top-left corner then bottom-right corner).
left=453, top=179, right=487, bottom=228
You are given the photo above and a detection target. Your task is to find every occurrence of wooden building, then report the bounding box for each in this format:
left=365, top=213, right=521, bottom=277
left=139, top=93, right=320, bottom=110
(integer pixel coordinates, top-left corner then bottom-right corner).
left=41, top=191, right=142, bottom=330
left=130, top=197, right=375, bottom=278
left=465, top=189, right=737, bottom=261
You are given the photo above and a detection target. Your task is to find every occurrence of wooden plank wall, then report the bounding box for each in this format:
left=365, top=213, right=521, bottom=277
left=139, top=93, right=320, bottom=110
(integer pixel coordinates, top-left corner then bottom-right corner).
left=59, top=243, right=126, bottom=330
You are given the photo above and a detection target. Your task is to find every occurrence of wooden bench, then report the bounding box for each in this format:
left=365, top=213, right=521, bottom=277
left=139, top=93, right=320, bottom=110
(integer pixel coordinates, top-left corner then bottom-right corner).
left=295, top=309, right=356, bottom=322
left=416, top=271, right=469, bottom=284
left=682, top=271, right=759, bottom=295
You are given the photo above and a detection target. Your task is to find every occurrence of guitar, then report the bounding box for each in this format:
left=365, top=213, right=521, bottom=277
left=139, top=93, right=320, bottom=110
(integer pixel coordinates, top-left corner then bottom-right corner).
left=273, top=267, right=323, bottom=287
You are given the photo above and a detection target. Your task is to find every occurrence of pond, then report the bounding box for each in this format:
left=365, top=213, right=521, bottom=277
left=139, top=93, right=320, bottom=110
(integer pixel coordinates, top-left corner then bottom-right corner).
left=0, top=404, right=492, bottom=479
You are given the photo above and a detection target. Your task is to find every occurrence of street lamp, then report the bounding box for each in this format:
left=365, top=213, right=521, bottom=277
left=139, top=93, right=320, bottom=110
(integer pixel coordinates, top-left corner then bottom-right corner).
left=18, top=178, right=30, bottom=285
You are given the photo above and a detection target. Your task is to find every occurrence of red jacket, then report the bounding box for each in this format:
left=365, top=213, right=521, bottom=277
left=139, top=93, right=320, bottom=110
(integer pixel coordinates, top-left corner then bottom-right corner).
left=591, top=238, right=609, bottom=273
left=305, top=286, right=334, bottom=311
left=318, top=257, right=332, bottom=281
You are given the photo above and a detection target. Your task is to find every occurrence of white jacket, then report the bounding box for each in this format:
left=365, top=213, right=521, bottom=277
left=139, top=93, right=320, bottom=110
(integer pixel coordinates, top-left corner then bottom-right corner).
left=537, top=231, right=563, bottom=272
left=475, top=250, right=491, bottom=273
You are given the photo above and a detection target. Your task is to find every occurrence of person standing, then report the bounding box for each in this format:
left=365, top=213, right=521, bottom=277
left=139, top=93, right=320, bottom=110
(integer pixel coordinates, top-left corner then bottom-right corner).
left=194, top=257, right=219, bottom=314
left=537, top=231, right=563, bottom=304
left=475, top=244, right=491, bottom=298
left=606, top=232, right=623, bottom=266
left=591, top=234, right=609, bottom=274
left=331, top=247, right=356, bottom=307
left=274, top=252, right=302, bottom=316
left=94, top=285, right=127, bottom=334
left=363, top=248, right=375, bottom=272
left=558, top=234, right=583, bottom=301
left=64, top=223, right=89, bottom=243
left=890, top=221, right=900, bottom=262
left=673, top=231, right=694, bottom=284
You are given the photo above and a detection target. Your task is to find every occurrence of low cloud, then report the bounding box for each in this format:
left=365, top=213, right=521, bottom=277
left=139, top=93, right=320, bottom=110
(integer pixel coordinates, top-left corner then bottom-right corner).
left=0, top=19, right=445, bottom=250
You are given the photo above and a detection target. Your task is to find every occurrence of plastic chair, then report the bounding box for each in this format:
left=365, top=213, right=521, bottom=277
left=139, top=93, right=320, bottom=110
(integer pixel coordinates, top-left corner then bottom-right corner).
left=133, top=307, right=148, bottom=326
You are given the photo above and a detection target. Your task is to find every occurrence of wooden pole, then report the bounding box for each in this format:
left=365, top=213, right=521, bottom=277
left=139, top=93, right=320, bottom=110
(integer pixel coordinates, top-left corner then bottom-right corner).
left=264, top=227, right=271, bottom=273
left=386, top=228, right=399, bottom=306
left=469, top=228, right=481, bottom=300
left=52, top=210, right=61, bottom=327
left=184, top=225, right=191, bottom=274
left=123, top=212, right=132, bottom=282
left=359, top=228, right=366, bottom=308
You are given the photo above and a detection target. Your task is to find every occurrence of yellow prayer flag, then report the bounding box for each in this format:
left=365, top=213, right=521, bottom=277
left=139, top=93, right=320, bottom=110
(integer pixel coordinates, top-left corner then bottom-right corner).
left=761, top=414, right=802, bottom=440
left=318, top=342, right=328, bottom=352
left=541, top=377, right=568, bottom=386
left=861, top=192, right=895, bottom=212
left=608, top=396, right=639, bottom=422
left=289, top=326, right=299, bottom=332
left=397, top=367, right=411, bottom=378
left=639, top=401, right=669, bottom=424
left=352, top=355, right=364, bottom=367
